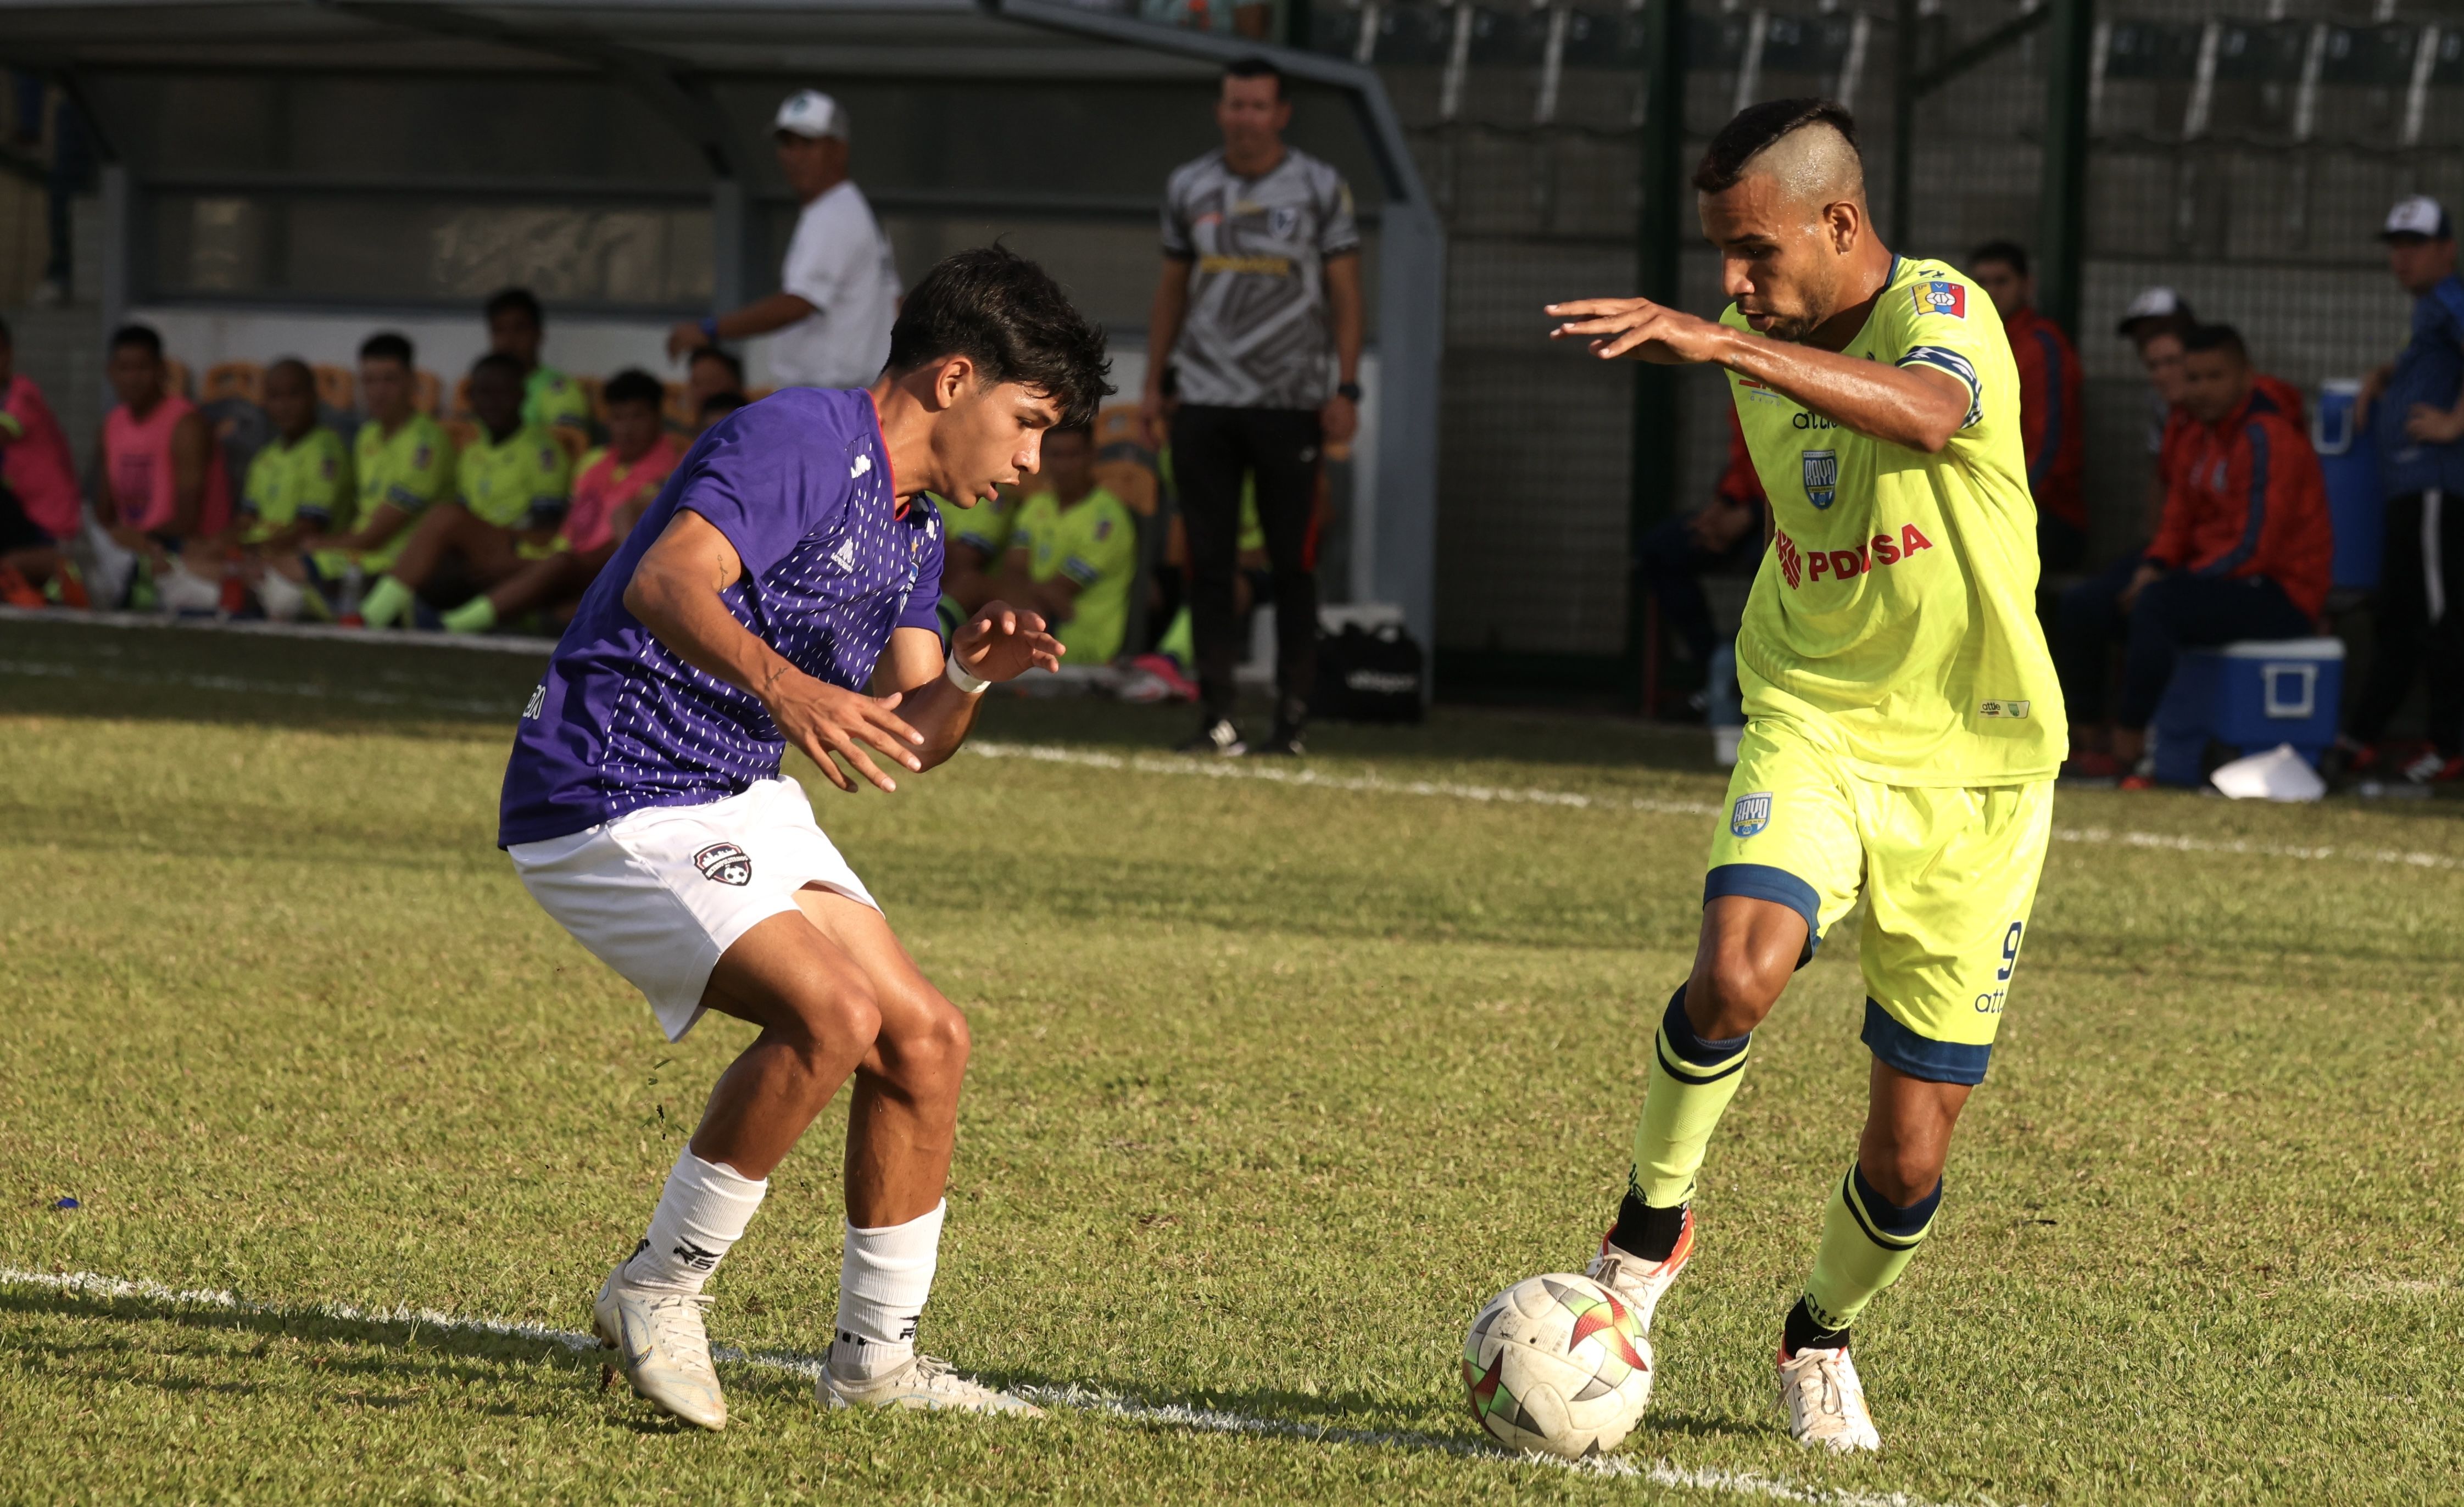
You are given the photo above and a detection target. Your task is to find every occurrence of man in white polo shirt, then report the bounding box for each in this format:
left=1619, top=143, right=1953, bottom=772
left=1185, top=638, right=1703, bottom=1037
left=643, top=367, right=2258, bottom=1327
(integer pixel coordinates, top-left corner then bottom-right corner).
left=667, top=91, right=902, bottom=390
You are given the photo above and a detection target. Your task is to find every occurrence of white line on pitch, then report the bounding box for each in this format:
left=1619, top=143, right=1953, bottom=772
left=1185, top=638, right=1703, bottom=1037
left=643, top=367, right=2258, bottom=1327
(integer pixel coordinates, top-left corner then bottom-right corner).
left=0, top=1266, right=1973, bottom=1506
left=4, top=643, right=2450, bottom=879
left=966, top=741, right=2464, bottom=874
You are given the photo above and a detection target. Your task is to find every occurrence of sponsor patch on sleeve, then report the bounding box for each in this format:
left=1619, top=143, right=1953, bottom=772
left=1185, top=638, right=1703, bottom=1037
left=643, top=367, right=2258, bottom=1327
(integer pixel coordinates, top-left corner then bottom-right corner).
left=1911, top=280, right=1967, bottom=319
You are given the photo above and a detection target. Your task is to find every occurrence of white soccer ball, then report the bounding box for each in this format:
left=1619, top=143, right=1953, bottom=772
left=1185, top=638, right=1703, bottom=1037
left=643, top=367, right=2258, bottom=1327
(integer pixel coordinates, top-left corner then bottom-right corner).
left=1460, top=1272, right=1653, bottom=1458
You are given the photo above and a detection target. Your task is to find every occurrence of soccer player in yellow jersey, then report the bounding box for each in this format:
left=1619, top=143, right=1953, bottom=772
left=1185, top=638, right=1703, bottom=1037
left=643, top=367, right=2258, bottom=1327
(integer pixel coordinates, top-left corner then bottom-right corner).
left=1547, top=99, right=2065, bottom=1453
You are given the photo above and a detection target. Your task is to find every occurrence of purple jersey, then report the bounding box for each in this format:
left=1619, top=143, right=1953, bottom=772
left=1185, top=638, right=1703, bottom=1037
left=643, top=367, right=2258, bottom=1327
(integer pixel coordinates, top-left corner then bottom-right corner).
left=498, top=388, right=944, bottom=846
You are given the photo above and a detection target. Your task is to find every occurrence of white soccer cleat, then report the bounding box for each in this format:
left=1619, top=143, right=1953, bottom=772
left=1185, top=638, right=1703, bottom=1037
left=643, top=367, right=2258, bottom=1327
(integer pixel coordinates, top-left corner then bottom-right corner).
left=1585, top=1205, right=1695, bottom=1336
left=593, top=1266, right=727, bottom=1431
left=820, top=1354, right=1044, bottom=1417
left=1777, top=1344, right=1881, bottom=1453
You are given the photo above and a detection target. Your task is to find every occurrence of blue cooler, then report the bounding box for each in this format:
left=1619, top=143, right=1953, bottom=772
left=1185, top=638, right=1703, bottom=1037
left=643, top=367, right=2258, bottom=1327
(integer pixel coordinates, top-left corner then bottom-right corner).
left=2314, top=379, right=2382, bottom=591
left=2150, top=638, right=2346, bottom=787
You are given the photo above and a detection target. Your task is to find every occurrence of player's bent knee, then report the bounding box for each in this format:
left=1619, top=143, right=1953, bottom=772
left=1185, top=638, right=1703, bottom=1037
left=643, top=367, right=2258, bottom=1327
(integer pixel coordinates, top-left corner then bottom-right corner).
left=1857, top=1148, right=1945, bottom=1208
left=1688, top=951, right=1787, bottom=1037
left=873, top=997, right=971, bottom=1096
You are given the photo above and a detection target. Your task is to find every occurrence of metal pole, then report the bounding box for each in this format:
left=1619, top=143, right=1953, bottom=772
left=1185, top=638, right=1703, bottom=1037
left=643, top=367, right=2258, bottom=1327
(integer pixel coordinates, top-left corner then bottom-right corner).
left=1626, top=0, right=1686, bottom=703
left=1891, top=0, right=1916, bottom=250
left=710, top=178, right=746, bottom=317
left=2037, top=0, right=2094, bottom=338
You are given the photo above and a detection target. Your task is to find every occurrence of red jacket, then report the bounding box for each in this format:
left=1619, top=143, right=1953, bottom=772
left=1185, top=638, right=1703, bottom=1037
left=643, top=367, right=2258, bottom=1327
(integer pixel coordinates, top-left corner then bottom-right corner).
left=1716, top=404, right=1766, bottom=511
left=2157, top=373, right=2306, bottom=495
left=2148, top=384, right=2333, bottom=622
left=2004, top=306, right=2084, bottom=528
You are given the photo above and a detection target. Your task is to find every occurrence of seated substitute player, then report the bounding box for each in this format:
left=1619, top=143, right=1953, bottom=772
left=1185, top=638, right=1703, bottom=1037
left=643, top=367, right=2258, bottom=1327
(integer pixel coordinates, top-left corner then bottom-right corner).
left=485, top=287, right=593, bottom=436
left=687, top=346, right=747, bottom=425
left=2055, top=325, right=2329, bottom=785
left=1546, top=98, right=2067, bottom=1453
left=324, top=332, right=456, bottom=595
left=497, top=245, right=1111, bottom=1431
left=996, top=421, right=1138, bottom=665
left=357, top=353, right=569, bottom=630
left=231, top=358, right=351, bottom=621
left=441, top=368, right=681, bottom=634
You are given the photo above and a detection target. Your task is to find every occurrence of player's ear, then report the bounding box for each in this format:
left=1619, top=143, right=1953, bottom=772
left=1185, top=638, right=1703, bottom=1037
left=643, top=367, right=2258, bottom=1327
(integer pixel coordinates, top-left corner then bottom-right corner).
left=1826, top=199, right=1860, bottom=256
left=932, top=355, right=977, bottom=412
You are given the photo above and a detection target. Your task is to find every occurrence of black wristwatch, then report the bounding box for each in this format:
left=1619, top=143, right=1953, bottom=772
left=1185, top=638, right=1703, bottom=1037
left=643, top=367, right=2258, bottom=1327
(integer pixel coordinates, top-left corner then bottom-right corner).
left=1336, top=380, right=1363, bottom=403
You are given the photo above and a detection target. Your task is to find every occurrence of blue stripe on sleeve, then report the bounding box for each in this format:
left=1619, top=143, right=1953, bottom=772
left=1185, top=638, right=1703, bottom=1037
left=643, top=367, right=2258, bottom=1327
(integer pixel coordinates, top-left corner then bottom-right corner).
left=2196, top=421, right=2270, bottom=578
left=1896, top=346, right=1984, bottom=428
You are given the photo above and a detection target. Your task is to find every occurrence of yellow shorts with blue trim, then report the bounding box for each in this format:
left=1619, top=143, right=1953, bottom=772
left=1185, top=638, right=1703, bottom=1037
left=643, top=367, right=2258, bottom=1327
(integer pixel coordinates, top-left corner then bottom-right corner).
left=1706, top=718, right=2054, bottom=1085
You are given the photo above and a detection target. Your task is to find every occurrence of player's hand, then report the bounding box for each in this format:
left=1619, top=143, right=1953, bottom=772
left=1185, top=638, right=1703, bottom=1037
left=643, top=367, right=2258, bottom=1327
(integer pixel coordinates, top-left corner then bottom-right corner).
left=1139, top=387, right=1169, bottom=448
left=760, top=665, right=924, bottom=794
left=665, top=320, right=713, bottom=361
left=1546, top=297, right=1728, bottom=365
left=955, top=601, right=1065, bottom=684
left=2404, top=402, right=2464, bottom=444
left=2118, top=562, right=2164, bottom=614
left=1320, top=391, right=1359, bottom=445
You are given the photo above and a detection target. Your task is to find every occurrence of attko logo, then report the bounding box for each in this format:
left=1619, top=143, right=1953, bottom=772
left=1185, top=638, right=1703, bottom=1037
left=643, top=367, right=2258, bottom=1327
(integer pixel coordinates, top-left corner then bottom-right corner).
left=693, top=842, right=753, bottom=886
left=1730, top=791, right=1772, bottom=840
left=1979, top=700, right=2032, bottom=719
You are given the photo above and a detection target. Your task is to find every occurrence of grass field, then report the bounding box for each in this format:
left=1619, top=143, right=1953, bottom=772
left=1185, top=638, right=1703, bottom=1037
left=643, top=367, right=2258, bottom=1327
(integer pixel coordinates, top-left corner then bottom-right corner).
left=4, top=616, right=2462, bottom=1504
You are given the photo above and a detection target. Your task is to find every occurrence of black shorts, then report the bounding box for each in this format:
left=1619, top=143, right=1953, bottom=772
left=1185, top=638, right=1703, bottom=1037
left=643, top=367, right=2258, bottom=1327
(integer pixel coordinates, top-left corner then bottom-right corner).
left=0, top=485, right=54, bottom=555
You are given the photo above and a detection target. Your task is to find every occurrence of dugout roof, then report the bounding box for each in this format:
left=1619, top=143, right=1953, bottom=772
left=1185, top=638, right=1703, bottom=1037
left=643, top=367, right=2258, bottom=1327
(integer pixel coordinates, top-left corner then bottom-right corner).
left=0, top=0, right=1443, bottom=643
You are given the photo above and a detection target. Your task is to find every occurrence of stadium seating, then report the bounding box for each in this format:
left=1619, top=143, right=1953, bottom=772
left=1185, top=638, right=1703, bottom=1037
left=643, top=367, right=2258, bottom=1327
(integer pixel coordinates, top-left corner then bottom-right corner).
left=413, top=369, right=444, bottom=417
left=313, top=364, right=356, bottom=414
left=200, top=361, right=263, bottom=406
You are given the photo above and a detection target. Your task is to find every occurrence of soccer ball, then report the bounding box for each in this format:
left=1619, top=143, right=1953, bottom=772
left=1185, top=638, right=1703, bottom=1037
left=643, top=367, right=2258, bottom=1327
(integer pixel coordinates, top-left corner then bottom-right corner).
left=1460, top=1272, right=1652, bottom=1458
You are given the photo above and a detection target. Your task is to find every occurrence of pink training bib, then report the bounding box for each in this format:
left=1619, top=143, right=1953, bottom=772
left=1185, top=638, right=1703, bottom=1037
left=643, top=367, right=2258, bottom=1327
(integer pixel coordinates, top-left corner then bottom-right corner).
left=104, top=392, right=231, bottom=537
left=1, top=375, right=81, bottom=538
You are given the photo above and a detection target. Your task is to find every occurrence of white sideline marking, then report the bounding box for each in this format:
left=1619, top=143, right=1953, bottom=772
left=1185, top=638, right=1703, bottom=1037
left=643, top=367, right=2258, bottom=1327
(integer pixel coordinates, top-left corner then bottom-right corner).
left=0, top=603, right=559, bottom=655
left=967, top=741, right=2464, bottom=874
left=0, top=1266, right=1975, bottom=1506
left=0, top=658, right=516, bottom=716
left=3, top=630, right=2453, bottom=879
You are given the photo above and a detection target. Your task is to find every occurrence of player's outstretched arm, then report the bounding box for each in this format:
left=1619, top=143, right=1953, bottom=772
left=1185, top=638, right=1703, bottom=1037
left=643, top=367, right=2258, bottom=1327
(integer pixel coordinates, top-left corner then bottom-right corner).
left=871, top=604, right=1064, bottom=771
left=625, top=509, right=928, bottom=794
left=1546, top=296, right=1971, bottom=454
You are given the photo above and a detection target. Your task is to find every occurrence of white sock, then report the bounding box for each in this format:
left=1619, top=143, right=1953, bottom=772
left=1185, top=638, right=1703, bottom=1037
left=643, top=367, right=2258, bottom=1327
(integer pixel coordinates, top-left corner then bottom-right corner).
left=621, top=1147, right=768, bottom=1294
left=255, top=570, right=307, bottom=622
left=829, top=1201, right=946, bottom=1380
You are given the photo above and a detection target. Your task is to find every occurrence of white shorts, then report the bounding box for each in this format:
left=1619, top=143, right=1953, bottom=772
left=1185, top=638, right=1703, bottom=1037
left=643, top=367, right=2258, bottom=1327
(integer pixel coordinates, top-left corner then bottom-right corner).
left=507, top=778, right=879, bottom=1042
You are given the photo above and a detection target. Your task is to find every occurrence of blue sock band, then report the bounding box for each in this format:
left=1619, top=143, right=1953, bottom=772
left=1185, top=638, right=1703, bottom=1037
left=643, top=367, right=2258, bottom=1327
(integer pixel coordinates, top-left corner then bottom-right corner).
left=1661, top=985, right=1751, bottom=1069
left=1848, top=1164, right=1942, bottom=1239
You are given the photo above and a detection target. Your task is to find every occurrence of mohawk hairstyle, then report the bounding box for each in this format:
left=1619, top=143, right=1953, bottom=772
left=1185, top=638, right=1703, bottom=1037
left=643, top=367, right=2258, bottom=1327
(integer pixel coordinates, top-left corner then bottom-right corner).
left=1694, top=97, right=1861, bottom=195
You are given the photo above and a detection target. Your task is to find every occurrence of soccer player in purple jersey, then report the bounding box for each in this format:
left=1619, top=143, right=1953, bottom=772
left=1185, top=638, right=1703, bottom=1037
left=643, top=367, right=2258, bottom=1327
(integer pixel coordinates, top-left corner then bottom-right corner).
left=498, top=247, right=1110, bottom=1430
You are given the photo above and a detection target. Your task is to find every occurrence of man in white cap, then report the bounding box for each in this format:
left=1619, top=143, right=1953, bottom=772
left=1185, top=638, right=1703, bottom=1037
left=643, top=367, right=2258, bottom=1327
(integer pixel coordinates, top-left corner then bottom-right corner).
left=2348, top=194, right=2464, bottom=785
left=668, top=91, right=901, bottom=392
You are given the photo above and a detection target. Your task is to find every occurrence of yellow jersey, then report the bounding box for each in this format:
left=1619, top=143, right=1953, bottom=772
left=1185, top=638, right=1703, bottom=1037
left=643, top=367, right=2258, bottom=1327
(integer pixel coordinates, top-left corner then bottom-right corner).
left=1722, top=255, right=2066, bottom=785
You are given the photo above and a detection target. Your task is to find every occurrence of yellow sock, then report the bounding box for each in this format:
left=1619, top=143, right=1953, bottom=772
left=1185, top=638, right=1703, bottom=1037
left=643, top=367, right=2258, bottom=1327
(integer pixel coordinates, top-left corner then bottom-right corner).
left=1629, top=985, right=1753, bottom=1208
left=1799, top=1165, right=1941, bottom=1338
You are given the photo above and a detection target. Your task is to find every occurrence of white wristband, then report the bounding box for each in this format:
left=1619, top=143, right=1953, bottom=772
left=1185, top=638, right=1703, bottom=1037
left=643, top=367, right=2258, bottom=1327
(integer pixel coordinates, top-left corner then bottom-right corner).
left=945, top=656, right=990, bottom=695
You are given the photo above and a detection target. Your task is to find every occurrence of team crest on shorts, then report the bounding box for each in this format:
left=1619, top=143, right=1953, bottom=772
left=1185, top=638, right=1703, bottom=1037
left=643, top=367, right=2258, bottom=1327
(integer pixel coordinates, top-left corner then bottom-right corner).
left=1730, top=791, right=1772, bottom=839
left=1802, top=449, right=1838, bottom=510
left=693, top=842, right=753, bottom=886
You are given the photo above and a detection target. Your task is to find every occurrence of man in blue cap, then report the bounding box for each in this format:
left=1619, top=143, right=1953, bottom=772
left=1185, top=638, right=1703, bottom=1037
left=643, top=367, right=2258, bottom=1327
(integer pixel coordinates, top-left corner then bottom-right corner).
left=2350, top=194, right=2464, bottom=785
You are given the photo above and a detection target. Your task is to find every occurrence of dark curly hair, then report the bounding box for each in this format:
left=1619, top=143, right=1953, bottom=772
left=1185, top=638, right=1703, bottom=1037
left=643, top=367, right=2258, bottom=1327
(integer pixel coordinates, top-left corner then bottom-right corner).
left=885, top=245, right=1113, bottom=429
